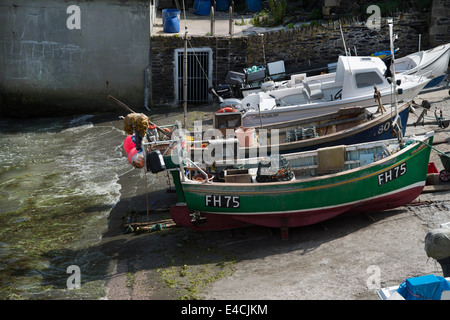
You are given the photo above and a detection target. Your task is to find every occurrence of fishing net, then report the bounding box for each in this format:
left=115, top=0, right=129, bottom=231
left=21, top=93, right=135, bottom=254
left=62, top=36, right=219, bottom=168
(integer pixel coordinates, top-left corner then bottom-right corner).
left=123, top=113, right=149, bottom=136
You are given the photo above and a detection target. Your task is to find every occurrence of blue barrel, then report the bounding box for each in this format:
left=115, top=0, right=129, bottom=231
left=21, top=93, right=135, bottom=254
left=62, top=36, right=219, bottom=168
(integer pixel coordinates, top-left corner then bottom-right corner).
left=216, top=0, right=229, bottom=11
left=162, top=9, right=180, bottom=27
left=164, top=15, right=180, bottom=33
left=246, top=0, right=262, bottom=11
left=194, top=0, right=211, bottom=15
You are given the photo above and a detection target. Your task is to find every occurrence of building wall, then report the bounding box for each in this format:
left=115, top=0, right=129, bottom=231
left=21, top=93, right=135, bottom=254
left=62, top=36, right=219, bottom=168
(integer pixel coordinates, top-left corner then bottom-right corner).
left=0, top=0, right=150, bottom=117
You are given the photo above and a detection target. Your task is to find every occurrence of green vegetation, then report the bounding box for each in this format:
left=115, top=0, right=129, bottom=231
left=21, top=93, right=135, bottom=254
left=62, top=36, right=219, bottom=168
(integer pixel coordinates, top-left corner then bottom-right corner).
left=309, top=7, right=323, bottom=20
left=235, top=16, right=247, bottom=26
left=268, top=0, right=287, bottom=26
left=154, top=232, right=237, bottom=300
left=249, top=0, right=287, bottom=27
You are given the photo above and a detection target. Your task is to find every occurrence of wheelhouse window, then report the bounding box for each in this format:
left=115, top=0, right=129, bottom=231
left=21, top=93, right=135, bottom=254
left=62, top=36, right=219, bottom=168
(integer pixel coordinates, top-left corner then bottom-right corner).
left=355, top=72, right=384, bottom=88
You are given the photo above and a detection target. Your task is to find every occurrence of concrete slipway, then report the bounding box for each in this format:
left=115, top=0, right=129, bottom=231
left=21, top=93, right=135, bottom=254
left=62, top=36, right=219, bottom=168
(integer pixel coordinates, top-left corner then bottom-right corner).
left=99, top=84, right=450, bottom=301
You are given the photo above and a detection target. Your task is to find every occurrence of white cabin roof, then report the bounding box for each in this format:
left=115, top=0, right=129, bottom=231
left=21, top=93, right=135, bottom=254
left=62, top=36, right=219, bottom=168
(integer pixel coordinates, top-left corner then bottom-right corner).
left=335, top=56, right=387, bottom=84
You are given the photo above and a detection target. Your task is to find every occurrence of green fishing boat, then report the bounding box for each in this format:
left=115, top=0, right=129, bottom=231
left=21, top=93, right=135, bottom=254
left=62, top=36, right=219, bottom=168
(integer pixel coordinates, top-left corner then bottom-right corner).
left=164, top=132, right=434, bottom=233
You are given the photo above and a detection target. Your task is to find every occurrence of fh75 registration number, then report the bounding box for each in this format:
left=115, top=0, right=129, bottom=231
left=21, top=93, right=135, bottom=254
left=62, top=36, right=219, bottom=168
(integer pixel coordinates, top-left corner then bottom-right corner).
left=377, top=162, right=407, bottom=186
left=205, top=195, right=240, bottom=208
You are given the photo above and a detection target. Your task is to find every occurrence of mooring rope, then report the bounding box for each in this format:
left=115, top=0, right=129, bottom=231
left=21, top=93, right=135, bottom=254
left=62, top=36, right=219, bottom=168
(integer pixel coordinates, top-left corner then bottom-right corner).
left=415, top=139, right=450, bottom=159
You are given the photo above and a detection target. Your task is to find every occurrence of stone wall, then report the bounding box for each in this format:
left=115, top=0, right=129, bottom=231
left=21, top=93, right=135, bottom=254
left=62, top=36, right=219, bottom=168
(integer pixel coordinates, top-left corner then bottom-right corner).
left=259, top=12, right=430, bottom=67
left=150, top=11, right=431, bottom=106
left=429, top=0, right=450, bottom=46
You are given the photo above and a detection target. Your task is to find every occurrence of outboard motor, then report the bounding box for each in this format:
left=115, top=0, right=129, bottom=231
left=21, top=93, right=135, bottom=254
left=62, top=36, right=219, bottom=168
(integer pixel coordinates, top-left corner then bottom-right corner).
left=212, top=71, right=245, bottom=101
left=216, top=84, right=234, bottom=99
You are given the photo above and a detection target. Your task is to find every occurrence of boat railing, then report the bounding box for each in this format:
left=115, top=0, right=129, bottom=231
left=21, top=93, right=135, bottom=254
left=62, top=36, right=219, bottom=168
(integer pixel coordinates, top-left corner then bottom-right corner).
left=143, top=139, right=177, bottom=156
left=183, top=158, right=211, bottom=183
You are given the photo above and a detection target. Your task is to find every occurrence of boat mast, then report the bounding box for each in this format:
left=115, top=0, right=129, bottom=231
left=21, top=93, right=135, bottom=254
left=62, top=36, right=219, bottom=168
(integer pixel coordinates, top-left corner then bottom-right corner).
left=388, top=17, right=403, bottom=145
left=182, top=0, right=188, bottom=128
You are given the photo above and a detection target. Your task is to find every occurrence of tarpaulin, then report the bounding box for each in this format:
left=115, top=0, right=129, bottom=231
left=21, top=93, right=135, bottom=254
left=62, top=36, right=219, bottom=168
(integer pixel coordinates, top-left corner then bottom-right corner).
left=397, top=274, right=450, bottom=300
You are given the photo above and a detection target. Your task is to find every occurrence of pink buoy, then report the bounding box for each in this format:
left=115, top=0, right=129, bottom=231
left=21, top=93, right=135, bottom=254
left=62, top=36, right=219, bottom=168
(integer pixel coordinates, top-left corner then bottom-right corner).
left=128, top=147, right=139, bottom=164
left=123, top=135, right=136, bottom=154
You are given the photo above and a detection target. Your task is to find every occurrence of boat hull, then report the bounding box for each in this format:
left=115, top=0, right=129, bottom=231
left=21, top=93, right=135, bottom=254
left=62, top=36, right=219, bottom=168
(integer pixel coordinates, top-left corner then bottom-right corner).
left=424, top=74, right=447, bottom=89
left=400, top=44, right=450, bottom=89
left=172, top=134, right=433, bottom=230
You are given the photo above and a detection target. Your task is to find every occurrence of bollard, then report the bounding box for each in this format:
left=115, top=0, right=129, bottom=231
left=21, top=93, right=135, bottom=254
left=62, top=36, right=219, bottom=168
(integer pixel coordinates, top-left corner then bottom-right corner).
left=210, top=6, right=215, bottom=36
left=229, top=5, right=234, bottom=36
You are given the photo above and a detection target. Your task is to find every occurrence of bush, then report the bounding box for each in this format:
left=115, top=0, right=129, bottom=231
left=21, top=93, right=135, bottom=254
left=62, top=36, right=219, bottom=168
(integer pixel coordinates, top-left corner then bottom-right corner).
left=309, top=8, right=323, bottom=20
left=249, top=0, right=287, bottom=27
left=268, top=0, right=287, bottom=25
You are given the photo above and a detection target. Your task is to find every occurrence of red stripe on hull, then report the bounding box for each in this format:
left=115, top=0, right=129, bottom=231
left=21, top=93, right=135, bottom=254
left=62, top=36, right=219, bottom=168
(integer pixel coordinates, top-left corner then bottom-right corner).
left=171, top=185, right=425, bottom=230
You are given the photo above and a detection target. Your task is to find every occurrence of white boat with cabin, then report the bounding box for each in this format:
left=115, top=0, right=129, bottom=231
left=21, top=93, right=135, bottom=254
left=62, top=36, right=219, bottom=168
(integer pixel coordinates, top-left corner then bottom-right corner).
left=236, top=56, right=430, bottom=127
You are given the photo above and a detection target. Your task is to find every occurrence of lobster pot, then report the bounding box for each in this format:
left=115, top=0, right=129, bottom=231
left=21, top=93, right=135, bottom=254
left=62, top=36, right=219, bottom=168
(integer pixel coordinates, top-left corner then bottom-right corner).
left=256, top=155, right=293, bottom=182
left=286, top=127, right=317, bottom=142
left=146, top=150, right=166, bottom=173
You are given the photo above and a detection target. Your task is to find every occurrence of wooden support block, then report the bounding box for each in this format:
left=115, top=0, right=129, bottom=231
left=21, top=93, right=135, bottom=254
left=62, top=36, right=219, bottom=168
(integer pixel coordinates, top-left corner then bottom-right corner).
left=281, top=227, right=289, bottom=240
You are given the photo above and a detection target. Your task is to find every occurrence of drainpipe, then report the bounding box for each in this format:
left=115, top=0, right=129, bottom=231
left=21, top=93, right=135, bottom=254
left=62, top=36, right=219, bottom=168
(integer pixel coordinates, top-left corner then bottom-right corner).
left=144, top=0, right=153, bottom=112
left=144, top=67, right=151, bottom=112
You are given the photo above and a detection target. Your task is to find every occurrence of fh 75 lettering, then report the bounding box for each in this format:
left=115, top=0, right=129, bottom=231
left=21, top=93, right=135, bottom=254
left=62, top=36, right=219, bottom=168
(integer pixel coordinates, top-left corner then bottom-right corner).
left=378, top=162, right=407, bottom=186
left=205, top=195, right=240, bottom=208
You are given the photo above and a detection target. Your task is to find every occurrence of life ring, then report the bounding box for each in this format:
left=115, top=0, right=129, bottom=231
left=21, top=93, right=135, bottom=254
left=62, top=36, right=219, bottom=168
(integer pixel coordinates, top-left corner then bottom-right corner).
left=192, top=173, right=214, bottom=182
left=217, top=107, right=236, bottom=113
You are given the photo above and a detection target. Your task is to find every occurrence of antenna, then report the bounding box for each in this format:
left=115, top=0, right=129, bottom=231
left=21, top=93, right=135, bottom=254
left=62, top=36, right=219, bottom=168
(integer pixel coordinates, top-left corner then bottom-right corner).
left=339, top=21, right=348, bottom=57
left=339, top=21, right=352, bottom=75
